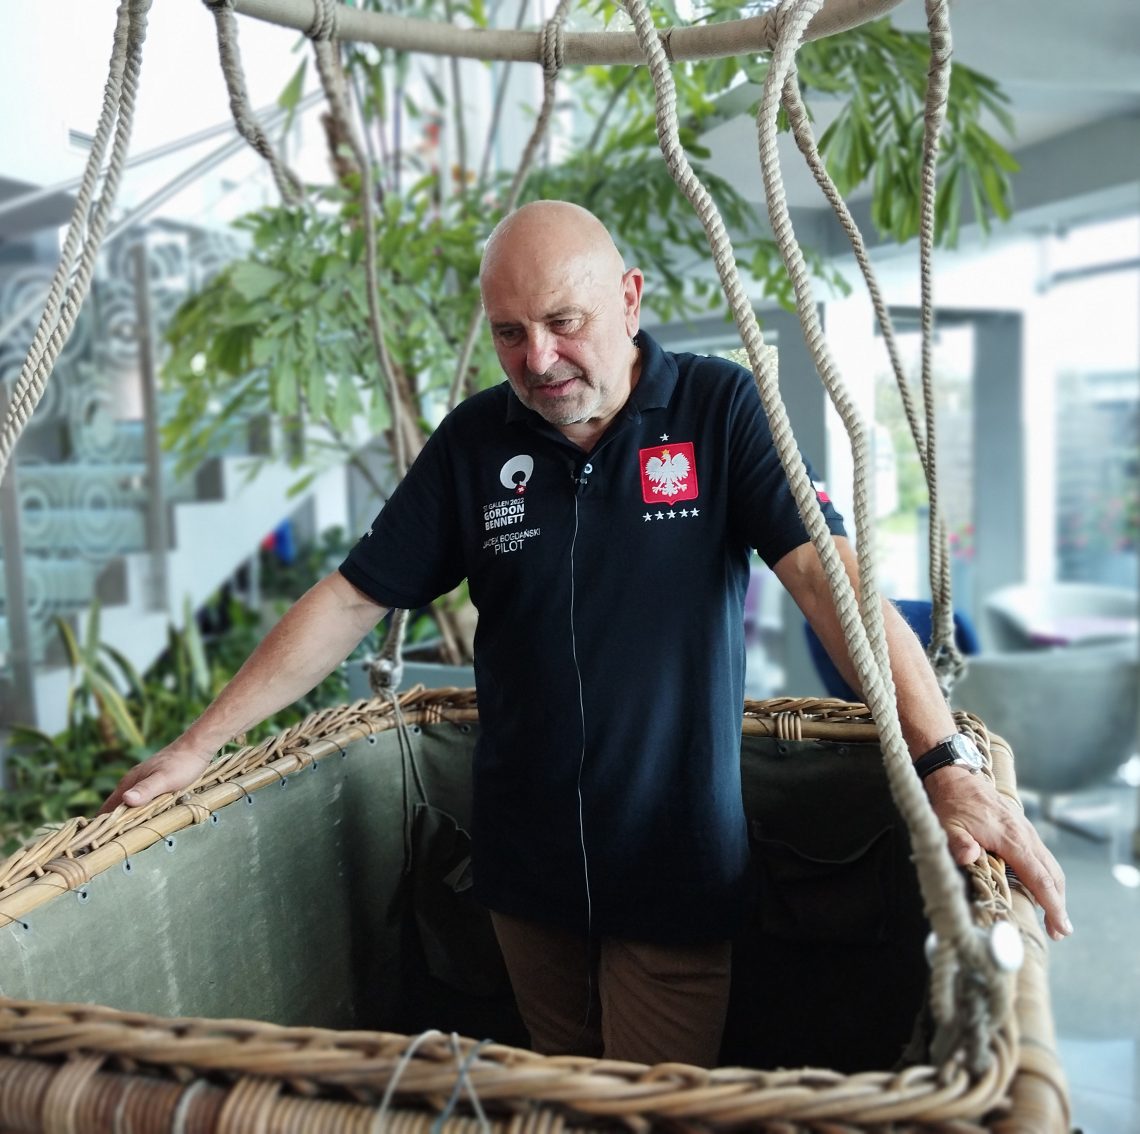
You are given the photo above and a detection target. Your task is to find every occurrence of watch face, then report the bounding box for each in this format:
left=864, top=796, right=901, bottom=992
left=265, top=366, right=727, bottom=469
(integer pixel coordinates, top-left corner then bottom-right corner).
left=950, top=733, right=983, bottom=771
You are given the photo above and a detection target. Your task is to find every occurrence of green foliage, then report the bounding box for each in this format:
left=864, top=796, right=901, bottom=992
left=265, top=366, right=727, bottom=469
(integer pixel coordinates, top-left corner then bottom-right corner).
left=0, top=592, right=349, bottom=854
left=794, top=19, right=1017, bottom=246
left=161, top=6, right=1018, bottom=483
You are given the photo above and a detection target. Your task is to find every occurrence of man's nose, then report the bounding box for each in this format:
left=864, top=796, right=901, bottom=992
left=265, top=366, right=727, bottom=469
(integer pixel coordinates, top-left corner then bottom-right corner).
left=526, top=329, right=557, bottom=375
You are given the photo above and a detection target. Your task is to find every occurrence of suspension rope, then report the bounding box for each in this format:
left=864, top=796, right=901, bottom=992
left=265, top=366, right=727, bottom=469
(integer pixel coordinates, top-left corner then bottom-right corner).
left=765, top=0, right=1006, bottom=1063
left=446, top=0, right=574, bottom=411
left=305, top=0, right=410, bottom=481
left=204, top=0, right=305, bottom=205
left=304, top=0, right=416, bottom=691
left=917, top=0, right=965, bottom=694
left=383, top=0, right=573, bottom=696
left=779, top=67, right=962, bottom=693
left=779, top=77, right=929, bottom=469
left=619, top=0, right=1004, bottom=1070
left=0, top=0, right=152, bottom=486
left=755, top=0, right=1001, bottom=1065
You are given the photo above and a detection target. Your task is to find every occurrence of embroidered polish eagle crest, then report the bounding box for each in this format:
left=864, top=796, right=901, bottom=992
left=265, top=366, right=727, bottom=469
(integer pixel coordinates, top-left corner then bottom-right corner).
left=639, top=441, right=699, bottom=504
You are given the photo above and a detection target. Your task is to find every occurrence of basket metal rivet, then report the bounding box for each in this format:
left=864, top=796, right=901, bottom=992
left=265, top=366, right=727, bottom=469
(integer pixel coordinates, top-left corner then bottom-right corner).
left=924, top=930, right=939, bottom=965
left=987, top=920, right=1025, bottom=972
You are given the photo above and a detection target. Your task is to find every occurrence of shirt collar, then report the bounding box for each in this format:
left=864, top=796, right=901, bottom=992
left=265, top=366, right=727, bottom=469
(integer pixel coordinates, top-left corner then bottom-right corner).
left=503, top=330, right=678, bottom=426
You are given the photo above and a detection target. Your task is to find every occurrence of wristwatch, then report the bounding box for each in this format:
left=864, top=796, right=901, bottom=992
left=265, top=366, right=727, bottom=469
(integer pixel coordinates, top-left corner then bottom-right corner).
left=913, top=732, right=984, bottom=780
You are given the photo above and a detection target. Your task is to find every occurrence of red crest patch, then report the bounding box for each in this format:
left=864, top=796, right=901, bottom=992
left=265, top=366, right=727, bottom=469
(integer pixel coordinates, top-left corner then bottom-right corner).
left=639, top=441, right=699, bottom=504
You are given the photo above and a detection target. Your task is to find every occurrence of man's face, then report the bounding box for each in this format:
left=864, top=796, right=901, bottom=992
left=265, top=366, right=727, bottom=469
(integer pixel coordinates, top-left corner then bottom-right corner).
left=481, top=258, right=643, bottom=435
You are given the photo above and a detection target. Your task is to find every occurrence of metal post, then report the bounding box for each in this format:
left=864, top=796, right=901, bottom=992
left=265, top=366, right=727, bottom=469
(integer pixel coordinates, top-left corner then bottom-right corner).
left=132, top=241, right=169, bottom=613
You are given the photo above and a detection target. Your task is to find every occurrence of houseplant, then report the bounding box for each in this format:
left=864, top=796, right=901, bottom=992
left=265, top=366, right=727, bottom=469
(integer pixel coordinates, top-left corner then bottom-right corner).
left=161, top=1, right=1019, bottom=663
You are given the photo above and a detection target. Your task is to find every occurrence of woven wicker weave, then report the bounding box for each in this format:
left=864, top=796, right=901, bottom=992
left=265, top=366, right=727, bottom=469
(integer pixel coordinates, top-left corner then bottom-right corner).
left=0, top=690, right=1069, bottom=1132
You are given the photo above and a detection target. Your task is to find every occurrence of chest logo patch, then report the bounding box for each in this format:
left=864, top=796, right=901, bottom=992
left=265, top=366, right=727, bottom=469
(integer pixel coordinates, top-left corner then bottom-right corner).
left=640, top=441, right=698, bottom=504
left=499, top=454, right=534, bottom=495
left=482, top=454, right=541, bottom=553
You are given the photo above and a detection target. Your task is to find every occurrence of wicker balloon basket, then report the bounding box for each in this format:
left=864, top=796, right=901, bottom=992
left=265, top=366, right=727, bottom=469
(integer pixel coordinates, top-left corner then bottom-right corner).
left=0, top=690, right=1069, bottom=1132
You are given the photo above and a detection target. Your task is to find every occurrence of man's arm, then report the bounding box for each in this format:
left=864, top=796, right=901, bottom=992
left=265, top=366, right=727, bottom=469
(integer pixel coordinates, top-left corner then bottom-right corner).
left=773, top=537, right=1072, bottom=942
left=100, top=571, right=388, bottom=813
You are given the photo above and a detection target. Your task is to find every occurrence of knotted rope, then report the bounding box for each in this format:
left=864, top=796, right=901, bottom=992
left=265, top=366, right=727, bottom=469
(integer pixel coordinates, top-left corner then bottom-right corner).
left=204, top=0, right=305, bottom=205
left=619, top=0, right=1007, bottom=1072
left=0, top=0, right=152, bottom=486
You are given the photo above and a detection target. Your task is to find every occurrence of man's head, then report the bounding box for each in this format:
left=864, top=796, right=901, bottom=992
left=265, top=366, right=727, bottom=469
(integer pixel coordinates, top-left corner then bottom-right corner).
left=479, top=200, right=643, bottom=446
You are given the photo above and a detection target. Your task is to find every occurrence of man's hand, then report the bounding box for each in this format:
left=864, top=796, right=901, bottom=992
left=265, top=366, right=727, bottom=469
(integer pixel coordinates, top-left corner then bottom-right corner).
left=99, top=742, right=214, bottom=814
left=924, top=765, right=1073, bottom=942
left=96, top=572, right=388, bottom=816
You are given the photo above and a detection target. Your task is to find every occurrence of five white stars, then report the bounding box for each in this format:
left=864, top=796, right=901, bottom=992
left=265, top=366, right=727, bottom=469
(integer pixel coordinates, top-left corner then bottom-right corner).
left=643, top=508, right=699, bottom=521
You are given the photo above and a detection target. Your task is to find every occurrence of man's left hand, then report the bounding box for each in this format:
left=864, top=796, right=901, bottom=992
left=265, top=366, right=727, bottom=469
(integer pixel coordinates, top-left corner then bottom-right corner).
left=923, top=765, right=1073, bottom=941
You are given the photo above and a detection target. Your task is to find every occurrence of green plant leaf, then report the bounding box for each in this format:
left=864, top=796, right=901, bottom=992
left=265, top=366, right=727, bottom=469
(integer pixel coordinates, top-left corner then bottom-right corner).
left=87, top=672, right=145, bottom=749
left=181, top=598, right=212, bottom=697
left=278, top=58, right=308, bottom=129
left=57, top=617, right=81, bottom=670
left=231, top=263, right=287, bottom=303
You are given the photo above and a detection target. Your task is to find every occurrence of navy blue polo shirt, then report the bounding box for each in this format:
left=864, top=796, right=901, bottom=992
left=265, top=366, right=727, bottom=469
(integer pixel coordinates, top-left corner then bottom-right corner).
left=340, top=331, right=845, bottom=944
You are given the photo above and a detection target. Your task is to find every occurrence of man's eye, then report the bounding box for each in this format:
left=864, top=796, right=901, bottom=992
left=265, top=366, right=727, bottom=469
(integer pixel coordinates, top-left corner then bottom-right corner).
left=496, top=328, right=522, bottom=344
left=550, top=319, right=575, bottom=332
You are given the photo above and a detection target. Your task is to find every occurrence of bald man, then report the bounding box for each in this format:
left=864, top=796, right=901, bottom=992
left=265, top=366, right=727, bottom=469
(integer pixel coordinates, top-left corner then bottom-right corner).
left=104, top=200, right=1070, bottom=1067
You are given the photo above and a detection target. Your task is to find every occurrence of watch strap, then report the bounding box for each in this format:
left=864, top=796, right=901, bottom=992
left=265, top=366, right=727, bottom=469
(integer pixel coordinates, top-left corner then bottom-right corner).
left=913, top=735, right=965, bottom=780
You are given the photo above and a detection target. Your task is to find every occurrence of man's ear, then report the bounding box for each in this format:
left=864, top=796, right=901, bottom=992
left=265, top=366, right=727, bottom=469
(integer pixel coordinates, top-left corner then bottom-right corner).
left=622, top=267, right=645, bottom=336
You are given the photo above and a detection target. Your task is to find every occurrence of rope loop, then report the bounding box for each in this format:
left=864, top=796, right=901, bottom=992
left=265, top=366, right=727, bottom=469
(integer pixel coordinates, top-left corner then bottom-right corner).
left=207, top=0, right=304, bottom=204
left=307, top=0, right=338, bottom=42
left=769, top=0, right=796, bottom=46
left=540, top=13, right=566, bottom=75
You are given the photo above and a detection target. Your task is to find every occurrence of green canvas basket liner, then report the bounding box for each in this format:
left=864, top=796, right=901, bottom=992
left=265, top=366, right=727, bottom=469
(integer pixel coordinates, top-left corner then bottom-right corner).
left=0, top=694, right=1069, bottom=1131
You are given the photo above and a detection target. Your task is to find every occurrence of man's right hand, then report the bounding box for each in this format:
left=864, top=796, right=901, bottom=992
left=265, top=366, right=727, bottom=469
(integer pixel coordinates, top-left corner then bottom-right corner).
left=99, top=742, right=214, bottom=814
left=96, top=572, right=388, bottom=817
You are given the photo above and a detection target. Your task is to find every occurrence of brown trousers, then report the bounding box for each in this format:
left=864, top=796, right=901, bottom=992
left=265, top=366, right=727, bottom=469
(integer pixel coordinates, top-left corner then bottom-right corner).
left=490, top=911, right=731, bottom=1067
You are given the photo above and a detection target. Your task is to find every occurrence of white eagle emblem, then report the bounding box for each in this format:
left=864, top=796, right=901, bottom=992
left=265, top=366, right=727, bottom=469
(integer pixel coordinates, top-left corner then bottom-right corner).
left=645, top=448, right=691, bottom=497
